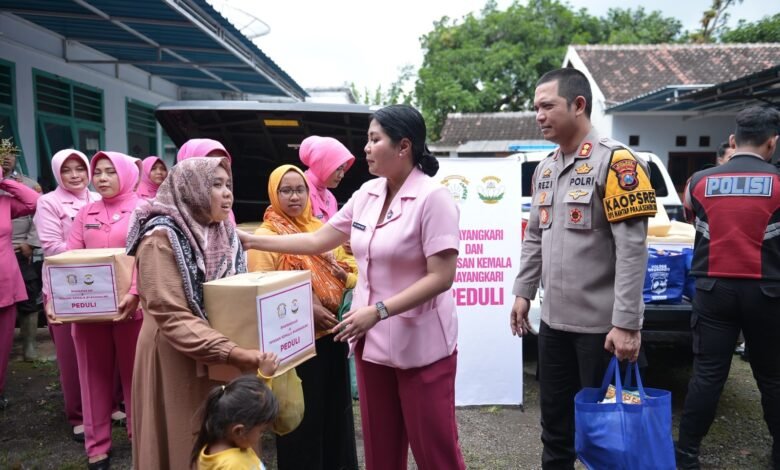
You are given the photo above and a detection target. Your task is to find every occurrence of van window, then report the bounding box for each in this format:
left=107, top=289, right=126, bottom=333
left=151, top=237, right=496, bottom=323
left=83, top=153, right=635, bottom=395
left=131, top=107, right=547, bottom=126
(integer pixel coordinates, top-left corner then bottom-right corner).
left=647, top=161, right=669, bottom=197
left=521, top=161, right=540, bottom=197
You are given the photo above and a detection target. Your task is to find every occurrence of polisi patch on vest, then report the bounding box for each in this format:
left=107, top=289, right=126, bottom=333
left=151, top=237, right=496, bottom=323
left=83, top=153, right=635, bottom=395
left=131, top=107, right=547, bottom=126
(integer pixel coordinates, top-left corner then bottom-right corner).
left=604, top=190, right=657, bottom=222
left=704, top=175, right=773, bottom=197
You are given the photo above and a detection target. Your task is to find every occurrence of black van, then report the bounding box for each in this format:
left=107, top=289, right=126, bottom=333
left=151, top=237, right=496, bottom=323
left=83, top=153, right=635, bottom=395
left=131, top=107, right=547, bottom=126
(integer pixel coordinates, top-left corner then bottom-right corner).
left=155, top=101, right=375, bottom=223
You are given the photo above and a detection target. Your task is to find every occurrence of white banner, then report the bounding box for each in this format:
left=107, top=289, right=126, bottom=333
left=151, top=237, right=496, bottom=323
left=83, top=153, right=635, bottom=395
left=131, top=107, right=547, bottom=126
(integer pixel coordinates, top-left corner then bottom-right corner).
left=438, top=158, right=524, bottom=406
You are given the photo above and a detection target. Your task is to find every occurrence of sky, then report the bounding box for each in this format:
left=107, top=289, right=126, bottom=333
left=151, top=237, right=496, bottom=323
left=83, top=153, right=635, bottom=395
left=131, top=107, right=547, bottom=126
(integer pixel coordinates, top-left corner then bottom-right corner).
left=210, top=0, right=775, bottom=94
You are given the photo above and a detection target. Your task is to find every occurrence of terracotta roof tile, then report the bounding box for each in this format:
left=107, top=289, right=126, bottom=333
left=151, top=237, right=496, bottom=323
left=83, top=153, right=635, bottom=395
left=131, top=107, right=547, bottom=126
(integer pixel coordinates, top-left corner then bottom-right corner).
left=572, top=44, right=780, bottom=105
left=437, top=112, right=541, bottom=145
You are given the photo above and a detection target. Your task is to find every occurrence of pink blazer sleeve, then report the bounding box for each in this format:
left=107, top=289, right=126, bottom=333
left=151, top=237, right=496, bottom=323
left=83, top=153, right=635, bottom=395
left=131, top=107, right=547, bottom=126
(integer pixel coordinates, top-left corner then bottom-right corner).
left=0, top=178, right=40, bottom=218
left=327, top=191, right=357, bottom=235
left=34, top=196, right=68, bottom=256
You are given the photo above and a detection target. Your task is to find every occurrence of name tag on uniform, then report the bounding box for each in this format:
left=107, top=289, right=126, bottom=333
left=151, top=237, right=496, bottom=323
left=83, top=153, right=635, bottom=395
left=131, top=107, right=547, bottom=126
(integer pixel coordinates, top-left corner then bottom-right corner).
left=705, top=176, right=773, bottom=197
left=85, top=223, right=102, bottom=230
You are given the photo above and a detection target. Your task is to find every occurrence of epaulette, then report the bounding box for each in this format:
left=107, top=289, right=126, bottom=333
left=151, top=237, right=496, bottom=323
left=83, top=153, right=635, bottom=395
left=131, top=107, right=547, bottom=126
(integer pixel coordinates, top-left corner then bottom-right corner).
left=598, top=137, right=629, bottom=151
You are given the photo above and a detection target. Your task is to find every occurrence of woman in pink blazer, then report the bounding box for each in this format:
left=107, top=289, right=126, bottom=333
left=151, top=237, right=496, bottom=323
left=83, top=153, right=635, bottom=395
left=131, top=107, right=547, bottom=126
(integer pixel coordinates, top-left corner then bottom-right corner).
left=0, top=165, right=40, bottom=410
left=241, top=105, right=464, bottom=470
left=62, top=151, right=143, bottom=469
left=34, top=149, right=99, bottom=441
left=136, top=156, right=167, bottom=200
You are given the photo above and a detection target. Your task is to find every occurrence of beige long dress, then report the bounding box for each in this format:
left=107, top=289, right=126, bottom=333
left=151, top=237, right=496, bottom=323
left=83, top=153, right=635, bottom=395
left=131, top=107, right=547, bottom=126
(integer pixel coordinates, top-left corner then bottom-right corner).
left=131, top=231, right=238, bottom=470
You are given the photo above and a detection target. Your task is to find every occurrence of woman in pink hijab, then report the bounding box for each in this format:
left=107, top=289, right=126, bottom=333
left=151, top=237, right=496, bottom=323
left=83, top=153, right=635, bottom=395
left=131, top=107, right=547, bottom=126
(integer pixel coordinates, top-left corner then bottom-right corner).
left=298, top=136, right=355, bottom=222
left=34, top=149, right=99, bottom=441
left=176, top=138, right=232, bottom=164
left=136, top=156, right=167, bottom=200
left=58, top=151, right=144, bottom=468
left=0, top=162, right=40, bottom=410
left=176, top=139, right=235, bottom=223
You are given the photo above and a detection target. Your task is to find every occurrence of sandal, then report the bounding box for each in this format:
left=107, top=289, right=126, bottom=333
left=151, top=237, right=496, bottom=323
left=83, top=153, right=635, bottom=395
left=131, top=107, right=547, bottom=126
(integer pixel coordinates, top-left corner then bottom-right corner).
left=72, top=424, right=85, bottom=443
left=87, top=454, right=110, bottom=470
left=111, top=410, right=126, bottom=427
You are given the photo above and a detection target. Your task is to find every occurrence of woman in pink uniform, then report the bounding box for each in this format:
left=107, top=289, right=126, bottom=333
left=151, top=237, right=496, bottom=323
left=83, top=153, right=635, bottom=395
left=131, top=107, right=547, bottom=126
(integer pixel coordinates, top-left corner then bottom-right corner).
left=64, top=151, right=143, bottom=469
left=240, top=105, right=465, bottom=470
left=298, top=135, right=355, bottom=222
left=136, top=156, right=167, bottom=200
left=34, top=149, right=98, bottom=441
left=0, top=164, right=40, bottom=410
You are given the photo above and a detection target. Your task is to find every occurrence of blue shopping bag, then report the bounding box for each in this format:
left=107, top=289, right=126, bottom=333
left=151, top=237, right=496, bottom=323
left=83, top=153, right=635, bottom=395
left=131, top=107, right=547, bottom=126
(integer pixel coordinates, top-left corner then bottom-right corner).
left=575, top=357, right=675, bottom=470
left=643, top=248, right=686, bottom=304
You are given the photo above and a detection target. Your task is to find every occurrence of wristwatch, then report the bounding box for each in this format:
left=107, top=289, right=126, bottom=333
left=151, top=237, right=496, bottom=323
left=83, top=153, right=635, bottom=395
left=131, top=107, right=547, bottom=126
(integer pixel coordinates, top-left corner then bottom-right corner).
left=375, top=301, right=390, bottom=321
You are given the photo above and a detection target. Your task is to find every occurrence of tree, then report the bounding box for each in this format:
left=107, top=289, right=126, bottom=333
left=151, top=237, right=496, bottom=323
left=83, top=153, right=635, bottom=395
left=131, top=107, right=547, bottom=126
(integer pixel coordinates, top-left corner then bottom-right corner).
left=415, top=0, right=605, bottom=139
left=602, top=7, right=683, bottom=44
left=687, top=0, right=744, bottom=43
left=350, top=65, right=415, bottom=106
left=721, top=13, right=780, bottom=43
left=414, top=0, right=682, bottom=139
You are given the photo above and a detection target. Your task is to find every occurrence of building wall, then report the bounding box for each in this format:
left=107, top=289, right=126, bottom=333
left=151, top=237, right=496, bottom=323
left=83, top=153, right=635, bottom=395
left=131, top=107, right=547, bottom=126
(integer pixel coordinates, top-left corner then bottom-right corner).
left=609, top=114, right=735, bottom=166
left=0, top=13, right=178, bottom=180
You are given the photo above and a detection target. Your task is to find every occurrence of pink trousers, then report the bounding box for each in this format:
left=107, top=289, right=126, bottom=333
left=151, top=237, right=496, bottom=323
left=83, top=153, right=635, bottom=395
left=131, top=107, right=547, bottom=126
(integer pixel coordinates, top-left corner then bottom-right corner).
left=48, top=322, right=83, bottom=426
left=355, top=342, right=466, bottom=470
left=0, top=304, right=16, bottom=395
left=71, top=317, right=141, bottom=457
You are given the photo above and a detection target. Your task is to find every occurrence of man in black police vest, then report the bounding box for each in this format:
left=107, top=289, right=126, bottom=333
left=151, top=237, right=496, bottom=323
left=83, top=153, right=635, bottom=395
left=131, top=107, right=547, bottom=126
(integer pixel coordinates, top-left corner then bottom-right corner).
left=677, top=106, right=780, bottom=469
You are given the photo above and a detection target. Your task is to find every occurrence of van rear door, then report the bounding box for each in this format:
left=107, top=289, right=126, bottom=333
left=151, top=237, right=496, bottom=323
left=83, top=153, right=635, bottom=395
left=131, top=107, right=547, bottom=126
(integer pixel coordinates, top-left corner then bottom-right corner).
left=155, top=101, right=374, bottom=223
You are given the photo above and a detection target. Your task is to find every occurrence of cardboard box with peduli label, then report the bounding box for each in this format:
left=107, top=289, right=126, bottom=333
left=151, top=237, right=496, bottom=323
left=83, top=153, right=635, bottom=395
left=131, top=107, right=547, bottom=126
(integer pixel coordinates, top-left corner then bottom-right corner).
left=44, top=248, right=134, bottom=323
left=203, top=270, right=316, bottom=382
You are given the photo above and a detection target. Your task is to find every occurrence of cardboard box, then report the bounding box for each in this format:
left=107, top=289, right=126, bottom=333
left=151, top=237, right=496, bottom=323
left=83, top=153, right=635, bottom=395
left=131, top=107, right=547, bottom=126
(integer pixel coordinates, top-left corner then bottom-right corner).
left=204, top=270, right=316, bottom=381
left=648, top=203, right=671, bottom=237
left=44, top=248, right=134, bottom=323
left=648, top=221, right=695, bottom=252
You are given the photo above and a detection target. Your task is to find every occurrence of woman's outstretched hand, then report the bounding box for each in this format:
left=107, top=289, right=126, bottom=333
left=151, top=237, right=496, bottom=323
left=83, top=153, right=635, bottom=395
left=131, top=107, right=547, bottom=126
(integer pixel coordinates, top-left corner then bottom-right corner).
left=236, top=229, right=254, bottom=250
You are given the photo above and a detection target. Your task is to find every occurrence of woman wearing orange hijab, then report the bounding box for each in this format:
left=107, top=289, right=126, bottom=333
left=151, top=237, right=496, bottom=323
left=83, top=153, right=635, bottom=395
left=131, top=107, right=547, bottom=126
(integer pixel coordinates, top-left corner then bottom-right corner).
left=248, top=165, right=357, bottom=470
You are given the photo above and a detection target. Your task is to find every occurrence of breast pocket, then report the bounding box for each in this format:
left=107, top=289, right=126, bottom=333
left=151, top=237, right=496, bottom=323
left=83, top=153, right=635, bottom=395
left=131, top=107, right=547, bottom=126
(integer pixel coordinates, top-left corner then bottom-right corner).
left=562, top=188, right=594, bottom=230
left=533, top=189, right=554, bottom=230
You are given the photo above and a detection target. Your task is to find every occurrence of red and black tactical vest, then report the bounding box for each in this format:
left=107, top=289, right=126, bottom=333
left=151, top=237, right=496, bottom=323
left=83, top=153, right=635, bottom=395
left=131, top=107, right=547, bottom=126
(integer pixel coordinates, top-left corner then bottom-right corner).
left=686, top=153, right=780, bottom=280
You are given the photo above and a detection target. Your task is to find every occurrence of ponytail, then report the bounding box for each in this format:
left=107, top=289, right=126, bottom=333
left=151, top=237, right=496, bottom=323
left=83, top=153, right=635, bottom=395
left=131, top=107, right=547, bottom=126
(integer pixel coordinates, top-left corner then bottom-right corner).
left=417, top=145, right=439, bottom=177
left=191, top=384, right=227, bottom=465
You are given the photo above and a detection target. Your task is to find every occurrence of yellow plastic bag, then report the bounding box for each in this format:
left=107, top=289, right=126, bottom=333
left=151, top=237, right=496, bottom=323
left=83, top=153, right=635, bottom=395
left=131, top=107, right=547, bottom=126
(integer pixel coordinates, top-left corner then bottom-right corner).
left=265, top=368, right=305, bottom=436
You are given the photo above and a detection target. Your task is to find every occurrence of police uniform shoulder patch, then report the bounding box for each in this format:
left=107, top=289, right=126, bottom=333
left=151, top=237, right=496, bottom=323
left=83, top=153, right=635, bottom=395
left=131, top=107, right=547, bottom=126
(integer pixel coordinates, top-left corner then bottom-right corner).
left=603, top=149, right=657, bottom=223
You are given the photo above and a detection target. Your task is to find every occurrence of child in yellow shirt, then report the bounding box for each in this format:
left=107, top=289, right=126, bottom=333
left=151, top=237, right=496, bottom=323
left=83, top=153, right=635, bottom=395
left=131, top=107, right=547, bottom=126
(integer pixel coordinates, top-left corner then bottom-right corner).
left=192, top=375, right=279, bottom=470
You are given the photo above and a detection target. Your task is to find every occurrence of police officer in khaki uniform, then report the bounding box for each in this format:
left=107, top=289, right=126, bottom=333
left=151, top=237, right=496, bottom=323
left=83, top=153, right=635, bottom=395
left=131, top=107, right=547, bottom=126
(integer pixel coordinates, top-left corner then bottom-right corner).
left=0, top=151, right=43, bottom=361
left=509, top=68, right=656, bottom=469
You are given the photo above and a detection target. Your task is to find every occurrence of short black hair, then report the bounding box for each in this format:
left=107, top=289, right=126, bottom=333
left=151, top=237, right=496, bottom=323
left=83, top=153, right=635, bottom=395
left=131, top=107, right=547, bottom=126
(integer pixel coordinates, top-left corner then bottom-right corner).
left=536, top=68, right=593, bottom=118
left=716, top=140, right=731, bottom=159
left=734, top=106, right=780, bottom=147
left=191, top=375, right=278, bottom=465
left=371, top=104, right=439, bottom=176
